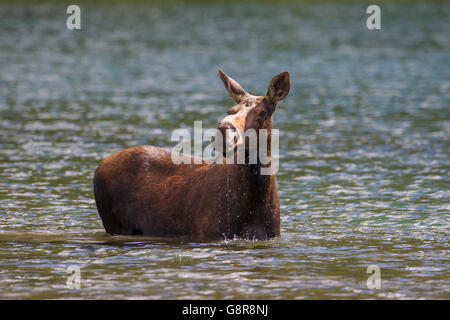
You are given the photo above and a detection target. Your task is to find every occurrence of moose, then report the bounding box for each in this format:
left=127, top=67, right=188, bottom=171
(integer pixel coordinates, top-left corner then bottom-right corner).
left=93, top=70, right=290, bottom=241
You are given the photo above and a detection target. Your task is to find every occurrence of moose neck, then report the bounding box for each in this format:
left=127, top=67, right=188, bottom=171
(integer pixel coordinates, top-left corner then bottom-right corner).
left=245, top=124, right=274, bottom=193
left=217, top=127, right=278, bottom=239
left=248, top=122, right=273, bottom=175
left=239, top=160, right=278, bottom=239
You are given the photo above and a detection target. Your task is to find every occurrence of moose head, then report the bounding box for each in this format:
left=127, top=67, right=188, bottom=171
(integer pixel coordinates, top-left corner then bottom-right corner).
left=214, top=70, right=290, bottom=163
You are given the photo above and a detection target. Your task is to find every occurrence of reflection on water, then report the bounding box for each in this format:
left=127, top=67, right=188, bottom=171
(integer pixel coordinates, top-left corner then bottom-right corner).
left=0, top=1, right=449, bottom=299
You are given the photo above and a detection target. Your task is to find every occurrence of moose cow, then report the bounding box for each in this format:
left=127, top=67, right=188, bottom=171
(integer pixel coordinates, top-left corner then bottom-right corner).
left=93, top=70, right=290, bottom=240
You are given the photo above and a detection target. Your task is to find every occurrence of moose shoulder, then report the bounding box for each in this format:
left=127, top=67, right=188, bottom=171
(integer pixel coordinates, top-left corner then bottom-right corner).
left=93, top=70, right=290, bottom=241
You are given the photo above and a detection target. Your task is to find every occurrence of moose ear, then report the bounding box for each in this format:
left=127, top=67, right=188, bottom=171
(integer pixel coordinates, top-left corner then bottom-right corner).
left=266, top=71, right=290, bottom=104
left=218, top=69, right=248, bottom=103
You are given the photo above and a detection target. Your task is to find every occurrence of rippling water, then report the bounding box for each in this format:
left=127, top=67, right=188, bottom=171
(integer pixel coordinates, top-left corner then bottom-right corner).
left=0, top=1, right=449, bottom=299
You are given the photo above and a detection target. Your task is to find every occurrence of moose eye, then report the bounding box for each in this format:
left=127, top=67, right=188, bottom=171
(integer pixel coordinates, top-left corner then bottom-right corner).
left=259, top=110, right=267, bottom=118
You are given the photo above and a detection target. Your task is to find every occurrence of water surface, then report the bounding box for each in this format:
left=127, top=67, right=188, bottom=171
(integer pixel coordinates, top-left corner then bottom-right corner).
left=0, top=1, right=449, bottom=299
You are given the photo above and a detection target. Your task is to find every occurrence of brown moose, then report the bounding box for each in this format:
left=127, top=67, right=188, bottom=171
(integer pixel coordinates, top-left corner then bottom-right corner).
left=93, top=70, right=290, bottom=241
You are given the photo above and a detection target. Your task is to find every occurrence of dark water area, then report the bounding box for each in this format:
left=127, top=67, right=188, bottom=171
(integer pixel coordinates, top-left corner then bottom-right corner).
left=0, top=1, right=448, bottom=299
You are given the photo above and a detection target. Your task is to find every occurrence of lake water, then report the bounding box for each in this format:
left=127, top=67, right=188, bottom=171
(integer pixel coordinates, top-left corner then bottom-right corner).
left=0, top=1, right=449, bottom=299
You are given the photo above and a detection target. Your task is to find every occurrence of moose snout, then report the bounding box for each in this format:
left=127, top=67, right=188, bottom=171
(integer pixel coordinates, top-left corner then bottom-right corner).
left=218, top=122, right=235, bottom=136
left=214, top=121, right=241, bottom=155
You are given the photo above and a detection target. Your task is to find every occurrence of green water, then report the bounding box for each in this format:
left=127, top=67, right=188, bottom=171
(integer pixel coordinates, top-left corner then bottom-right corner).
left=0, top=1, right=449, bottom=299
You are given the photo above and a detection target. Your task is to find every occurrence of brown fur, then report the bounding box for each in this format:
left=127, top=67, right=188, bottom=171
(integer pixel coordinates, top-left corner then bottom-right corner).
left=93, top=71, right=290, bottom=241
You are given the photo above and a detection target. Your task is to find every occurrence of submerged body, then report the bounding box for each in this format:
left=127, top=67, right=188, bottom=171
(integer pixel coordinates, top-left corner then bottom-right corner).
left=94, top=145, right=280, bottom=240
